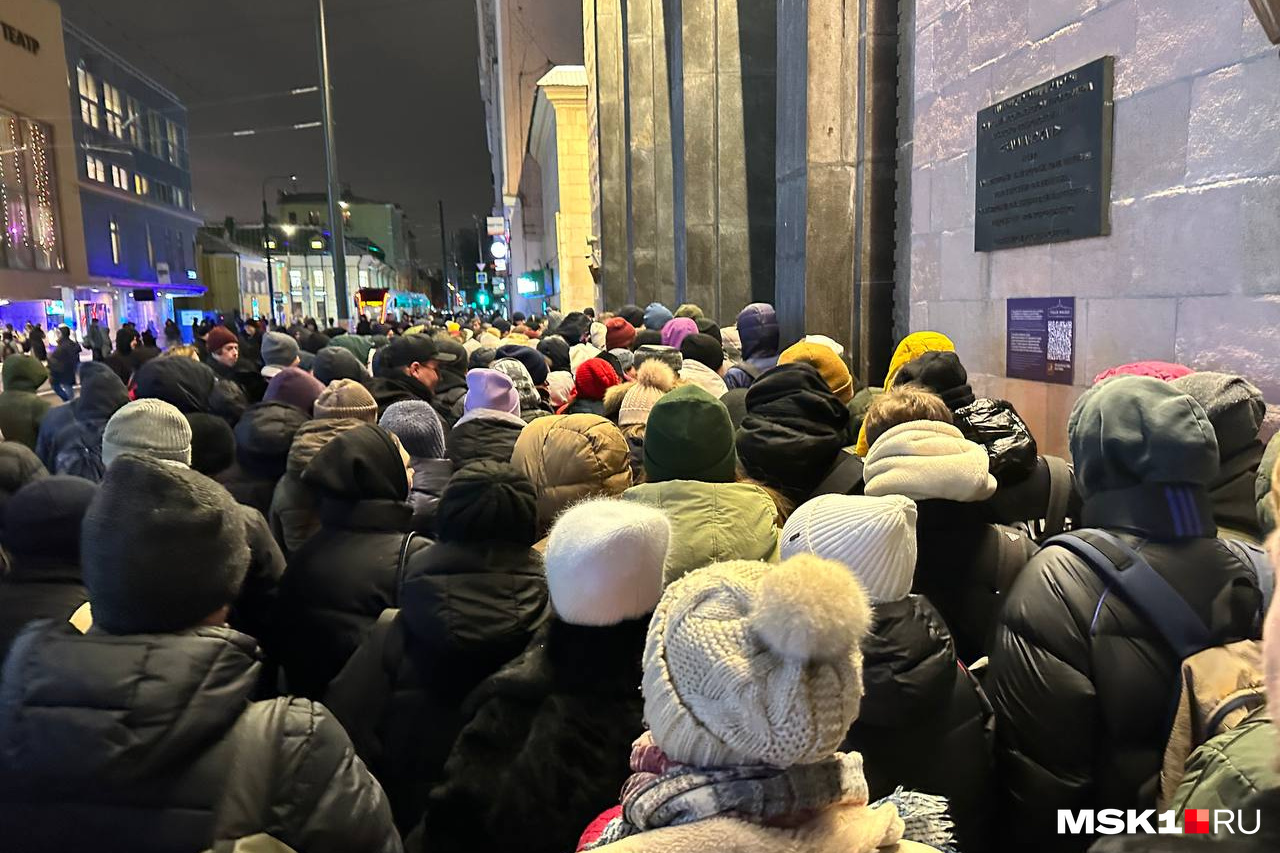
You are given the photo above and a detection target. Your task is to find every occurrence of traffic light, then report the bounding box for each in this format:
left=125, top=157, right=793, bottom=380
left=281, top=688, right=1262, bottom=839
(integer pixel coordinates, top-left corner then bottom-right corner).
left=476, top=288, right=491, bottom=308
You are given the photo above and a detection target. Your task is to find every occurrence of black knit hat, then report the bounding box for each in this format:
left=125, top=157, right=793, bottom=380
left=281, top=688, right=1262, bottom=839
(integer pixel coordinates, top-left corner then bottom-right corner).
left=892, top=351, right=976, bottom=412
left=0, top=443, right=48, bottom=525
left=186, top=413, right=236, bottom=476
left=134, top=356, right=217, bottom=414
left=536, top=336, right=571, bottom=373
left=208, top=379, right=248, bottom=427
left=634, top=328, right=662, bottom=349
left=694, top=318, right=722, bottom=343
left=619, top=304, right=645, bottom=328
left=680, top=333, right=725, bottom=373
left=435, top=461, right=537, bottom=546
left=82, top=455, right=250, bottom=634
left=313, top=346, right=367, bottom=384
left=3, top=475, right=97, bottom=560
left=469, top=347, right=498, bottom=370
left=497, top=344, right=550, bottom=386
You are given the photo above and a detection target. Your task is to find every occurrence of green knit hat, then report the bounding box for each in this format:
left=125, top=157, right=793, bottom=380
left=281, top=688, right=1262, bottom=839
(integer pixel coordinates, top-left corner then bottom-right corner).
left=643, top=384, right=737, bottom=483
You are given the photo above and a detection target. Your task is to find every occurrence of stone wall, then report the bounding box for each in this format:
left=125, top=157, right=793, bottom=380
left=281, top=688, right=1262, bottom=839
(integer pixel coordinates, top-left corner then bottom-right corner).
left=901, top=0, right=1280, bottom=457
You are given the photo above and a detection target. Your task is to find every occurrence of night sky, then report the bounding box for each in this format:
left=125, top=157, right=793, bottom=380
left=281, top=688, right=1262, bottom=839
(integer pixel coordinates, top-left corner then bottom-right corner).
left=56, top=0, right=495, bottom=262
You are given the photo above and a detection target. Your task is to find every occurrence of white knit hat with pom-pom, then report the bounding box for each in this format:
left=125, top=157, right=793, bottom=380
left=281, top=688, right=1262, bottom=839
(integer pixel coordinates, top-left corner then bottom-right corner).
left=643, top=555, right=872, bottom=768
left=620, top=359, right=678, bottom=427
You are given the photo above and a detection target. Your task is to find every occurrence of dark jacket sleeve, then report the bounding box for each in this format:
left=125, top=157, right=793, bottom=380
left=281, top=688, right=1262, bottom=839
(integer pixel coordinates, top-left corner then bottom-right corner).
left=275, top=699, right=402, bottom=853
left=231, top=506, right=286, bottom=654
left=988, top=547, right=1099, bottom=850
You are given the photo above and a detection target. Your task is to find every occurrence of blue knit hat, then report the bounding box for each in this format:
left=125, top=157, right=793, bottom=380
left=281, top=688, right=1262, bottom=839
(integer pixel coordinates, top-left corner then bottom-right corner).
left=380, top=399, right=446, bottom=460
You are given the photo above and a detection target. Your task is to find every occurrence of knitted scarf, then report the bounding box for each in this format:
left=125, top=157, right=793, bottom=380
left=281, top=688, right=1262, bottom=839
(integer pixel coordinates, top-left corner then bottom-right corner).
left=585, top=733, right=870, bottom=848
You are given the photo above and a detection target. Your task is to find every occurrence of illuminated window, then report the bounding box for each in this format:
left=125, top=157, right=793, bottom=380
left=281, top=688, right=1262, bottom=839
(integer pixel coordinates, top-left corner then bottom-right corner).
left=266, top=240, right=277, bottom=250
left=109, top=217, right=121, bottom=264
left=103, top=84, right=125, bottom=138
left=358, top=268, right=369, bottom=289
left=85, top=155, right=106, bottom=183
left=110, top=164, right=129, bottom=190
left=310, top=238, right=324, bottom=250
left=1, top=113, right=63, bottom=272
left=166, top=120, right=182, bottom=167
left=134, top=173, right=149, bottom=196
left=174, top=186, right=186, bottom=209
left=125, top=97, right=141, bottom=146
left=77, top=67, right=100, bottom=129
left=148, top=113, right=165, bottom=159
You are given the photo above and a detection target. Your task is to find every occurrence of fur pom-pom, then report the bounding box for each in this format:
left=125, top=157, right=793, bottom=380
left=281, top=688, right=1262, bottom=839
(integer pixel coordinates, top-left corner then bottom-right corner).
left=635, top=358, right=677, bottom=391
left=750, top=554, right=871, bottom=662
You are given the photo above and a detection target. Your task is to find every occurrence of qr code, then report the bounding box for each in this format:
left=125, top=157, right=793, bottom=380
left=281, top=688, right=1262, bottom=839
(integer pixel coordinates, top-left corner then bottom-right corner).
left=1047, top=320, right=1073, bottom=362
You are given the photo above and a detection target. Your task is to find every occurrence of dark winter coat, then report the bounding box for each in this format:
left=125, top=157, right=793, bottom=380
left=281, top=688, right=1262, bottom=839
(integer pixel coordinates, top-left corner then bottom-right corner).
left=1210, top=439, right=1266, bottom=542
left=407, top=457, right=453, bottom=536
left=327, top=540, right=548, bottom=832
left=989, top=491, right=1263, bottom=853
left=364, top=369, right=433, bottom=417
left=445, top=411, right=524, bottom=468
left=843, top=595, right=993, bottom=851
left=227, top=506, right=287, bottom=654
left=40, top=365, right=128, bottom=477
left=218, top=402, right=307, bottom=516
left=0, top=356, right=51, bottom=449
left=1089, top=789, right=1280, bottom=853
left=560, top=396, right=606, bottom=417
left=268, top=417, right=366, bottom=555
left=46, top=336, right=79, bottom=384
left=209, top=355, right=268, bottom=404
left=407, top=617, right=649, bottom=853
left=0, top=621, right=400, bottom=853
left=723, top=304, right=779, bottom=390
left=275, top=425, right=428, bottom=698
left=432, top=370, right=467, bottom=427
left=0, top=556, right=86, bottom=663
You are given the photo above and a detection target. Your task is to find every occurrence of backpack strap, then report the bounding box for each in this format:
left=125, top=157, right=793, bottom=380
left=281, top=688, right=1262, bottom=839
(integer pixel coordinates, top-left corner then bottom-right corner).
left=812, top=452, right=864, bottom=497
left=1220, top=538, right=1274, bottom=618
left=1042, top=455, right=1072, bottom=537
left=992, top=526, right=1032, bottom=595
left=395, top=532, right=417, bottom=592
left=737, top=360, right=762, bottom=381
left=1044, top=531, right=1214, bottom=660
left=322, top=608, right=402, bottom=763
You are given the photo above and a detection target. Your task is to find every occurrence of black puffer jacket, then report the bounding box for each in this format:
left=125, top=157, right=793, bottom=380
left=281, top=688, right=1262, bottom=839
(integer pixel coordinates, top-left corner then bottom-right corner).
left=407, top=617, right=648, bottom=853
left=0, top=621, right=400, bottom=853
left=328, top=541, right=548, bottom=832
left=407, top=457, right=453, bottom=536
left=843, top=595, right=992, bottom=851
left=275, top=425, right=428, bottom=698
left=445, top=412, right=525, bottom=468
left=432, top=369, right=467, bottom=428
left=989, top=498, right=1262, bottom=852
left=364, top=369, right=433, bottom=416
left=0, top=559, right=85, bottom=663
left=42, top=365, right=128, bottom=478
left=208, top=355, right=268, bottom=404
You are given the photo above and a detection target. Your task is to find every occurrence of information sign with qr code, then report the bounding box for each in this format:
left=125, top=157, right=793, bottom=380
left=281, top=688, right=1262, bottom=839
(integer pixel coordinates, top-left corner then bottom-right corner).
left=1006, top=297, right=1075, bottom=385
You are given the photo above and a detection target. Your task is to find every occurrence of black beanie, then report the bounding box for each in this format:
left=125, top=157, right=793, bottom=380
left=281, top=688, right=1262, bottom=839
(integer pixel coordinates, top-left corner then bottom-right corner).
left=469, top=347, right=498, bottom=371
left=186, top=413, right=236, bottom=477
left=314, top=346, right=367, bottom=384
left=537, top=336, right=571, bottom=373
left=680, top=333, right=725, bottom=373
left=82, top=455, right=250, bottom=634
left=0, top=443, right=48, bottom=512
left=634, top=328, right=663, bottom=349
left=3, top=475, right=97, bottom=560
left=892, top=351, right=976, bottom=411
left=435, top=461, right=537, bottom=546
left=695, top=317, right=722, bottom=343
left=134, top=356, right=217, bottom=414
left=619, top=304, right=645, bottom=328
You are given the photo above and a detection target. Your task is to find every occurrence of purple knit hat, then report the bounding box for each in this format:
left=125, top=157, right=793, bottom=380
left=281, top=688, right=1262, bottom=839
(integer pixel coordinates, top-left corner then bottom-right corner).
left=661, top=317, right=698, bottom=351
left=264, top=366, right=325, bottom=416
left=464, top=368, right=520, bottom=416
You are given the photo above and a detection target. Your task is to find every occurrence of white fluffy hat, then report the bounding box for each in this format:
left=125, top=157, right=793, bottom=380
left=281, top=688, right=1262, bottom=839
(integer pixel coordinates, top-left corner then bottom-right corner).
left=781, top=494, right=918, bottom=603
left=544, top=497, right=670, bottom=626
left=643, top=555, right=872, bottom=768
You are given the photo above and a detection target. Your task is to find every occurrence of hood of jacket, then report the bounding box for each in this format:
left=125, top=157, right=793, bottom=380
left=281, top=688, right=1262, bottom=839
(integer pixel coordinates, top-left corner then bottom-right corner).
left=285, top=417, right=367, bottom=477
left=1210, top=439, right=1266, bottom=538
left=133, top=356, right=217, bottom=414
left=1, top=355, right=47, bottom=394
left=0, top=622, right=259, bottom=787
left=863, top=420, right=997, bottom=503
left=302, top=423, right=408, bottom=504
left=400, top=541, right=548, bottom=661
left=679, top=359, right=728, bottom=398
left=735, top=303, right=779, bottom=360
left=623, top=480, right=780, bottom=584
left=511, top=414, right=632, bottom=534
left=235, top=402, right=308, bottom=478
left=858, top=596, right=960, bottom=727
left=1257, top=432, right=1279, bottom=537
left=537, top=335, right=572, bottom=373
left=75, top=366, right=129, bottom=423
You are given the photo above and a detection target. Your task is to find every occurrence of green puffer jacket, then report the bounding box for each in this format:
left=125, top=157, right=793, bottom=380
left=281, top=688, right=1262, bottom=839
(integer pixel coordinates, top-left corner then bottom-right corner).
left=0, top=355, right=51, bottom=450
left=622, top=480, right=780, bottom=584
left=1169, top=707, right=1279, bottom=814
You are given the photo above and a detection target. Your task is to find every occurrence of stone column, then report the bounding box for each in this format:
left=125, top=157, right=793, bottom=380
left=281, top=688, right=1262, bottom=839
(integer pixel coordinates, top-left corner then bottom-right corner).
left=542, top=77, right=598, bottom=314
left=584, top=0, right=631, bottom=309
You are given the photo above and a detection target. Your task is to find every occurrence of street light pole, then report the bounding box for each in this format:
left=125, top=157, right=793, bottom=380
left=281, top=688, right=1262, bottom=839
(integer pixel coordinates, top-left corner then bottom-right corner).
left=261, top=174, right=296, bottom=326
left=316, top=0, right=349, bottom=324
left=438, top=199, right=448, bottom=308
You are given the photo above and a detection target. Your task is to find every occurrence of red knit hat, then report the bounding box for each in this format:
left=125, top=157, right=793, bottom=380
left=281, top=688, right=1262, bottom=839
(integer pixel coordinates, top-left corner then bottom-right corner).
left=206, top=326, right=238, bottom=355
left=575, top=357, right=621, bottom=401
left=605, top=316, right=636, bottom=351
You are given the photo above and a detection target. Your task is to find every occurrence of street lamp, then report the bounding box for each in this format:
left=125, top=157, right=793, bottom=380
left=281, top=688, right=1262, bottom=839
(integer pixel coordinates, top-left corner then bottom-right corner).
left=261, top=173, right=297, bottom=325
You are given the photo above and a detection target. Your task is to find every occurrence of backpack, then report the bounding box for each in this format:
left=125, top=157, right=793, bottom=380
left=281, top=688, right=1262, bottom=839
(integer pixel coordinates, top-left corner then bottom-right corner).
left=52, top=419, right=107, bottom=482
left=1043, top=530, right=1270, bottom=810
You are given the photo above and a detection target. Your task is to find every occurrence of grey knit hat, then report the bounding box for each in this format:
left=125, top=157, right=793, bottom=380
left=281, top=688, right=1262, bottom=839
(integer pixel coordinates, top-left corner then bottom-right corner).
left=313, top=379, right=378, bottom=423
left=633, top=344, right=683, bottom=374
left=261, top=331, right=300, bottom=367
left=609, top=348, right=635, bottom=374
left=380, top=399, right=447, bottom=460
left=82, top=454, right=250, bottom=634
left=1170, top=372, right=1267, bottom=459
left=102, top=399, right=193, bottom=468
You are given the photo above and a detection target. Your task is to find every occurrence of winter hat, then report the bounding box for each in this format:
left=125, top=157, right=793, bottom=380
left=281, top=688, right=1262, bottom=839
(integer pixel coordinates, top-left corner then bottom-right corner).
left=674, top=303, right=704, bottom=320
left=102, top=399, right=193, bottom=468
left=1069, top=375, right=1220, bottom=500
left=82, top=455, right=250, bottom=635
left=619, top=304, right=645, bottom=328
left=679, top=333, right=724, bottom=373
left=264, top=366, right=326, bottom=415
left=558, top=312, right=592, bottom=345
left=804, top=334, right=845, bottom=357
left=433, top=336, right=469, bottom=377
left=781, top=494, right=918, bottom=603
left=134, top=356, right=216, bottom=414
left=261, top=331, right=300, bottom=367
left=492, top=358, right=542, bottom=411
left=205, top=326, right=237, bottom=355
left=643, top=302, right=674, bottom=330
left=545, top=498, right=669, bottom=626
left=314, top=378, right=378, bottom=423
left=547, top=371, right=575, bottom=409
left=589, top=322, right=608, bottom=349
left=620, top=360, right=679, bottom=427
left=301, top=424, right=410, bottom=505
left=660, top=317, right=698, bottom=351
left=234, top=402, right=307, bottom=478
left=694, top=317, right=722, bottom=342
left=644, top=384, right=737, bottom=484
left=185, top=413, right=236, bottom=476
left=0, top=444, right=48, bottom=521
left=633, top=328, right=663, bottom=350
left=596, top=350, right=624, bottom=381
left=633, top=343, right=683, bottom=374
left=574, top=358, right=620, bottom=401
left=537, top=335, right=572, bottom=373
left=435, top=461, right=538, bottom=545
left=778, top=341, right=854, bottom=404
left=605, top=316, right=637, bottom=351
left=313, top=346, right=367, bottom=384
left=465, top=368, right=520, bottom=416
left=469, top=346, right=498, bottom=370
left=609, top=348, right=635, bottom=375
left=643, top=554, right=872, bottom=767
left=496, top=344, right=549, bottom=386
left=1093, top=360, right=1195, bottom=385
left=381, top=400, right=447, bottom=461
left=863, top=420, right=997, bottom=503
left=884, top=331, right=955, bottom=390
left=2, top=475, right=98, bottom=560
left=1170, top=372, right=1267, bottom=459
left=892, top=351, right=975, bottom=412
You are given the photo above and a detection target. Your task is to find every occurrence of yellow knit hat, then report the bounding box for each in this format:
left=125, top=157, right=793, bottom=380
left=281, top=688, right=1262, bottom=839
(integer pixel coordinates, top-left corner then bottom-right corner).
left=777, top=341, right=854, bottom=404
left=854, top=331, right=957, bottom=456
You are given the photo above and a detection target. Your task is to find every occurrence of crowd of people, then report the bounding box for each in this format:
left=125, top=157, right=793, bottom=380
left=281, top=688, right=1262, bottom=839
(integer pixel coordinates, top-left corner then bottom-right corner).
left=0, top=300, right=1275, bottom=853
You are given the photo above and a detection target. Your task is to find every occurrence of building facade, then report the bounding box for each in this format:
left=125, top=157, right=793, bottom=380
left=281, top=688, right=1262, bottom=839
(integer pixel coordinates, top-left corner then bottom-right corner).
left=63, top=19, right=205, bottom=335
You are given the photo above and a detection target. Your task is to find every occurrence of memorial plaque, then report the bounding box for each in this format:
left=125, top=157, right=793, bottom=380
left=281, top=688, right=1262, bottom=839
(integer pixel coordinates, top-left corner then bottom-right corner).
left=1007, top=297, right=1075, bottom=385
left=975, top=57, right=1114, bottom=252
